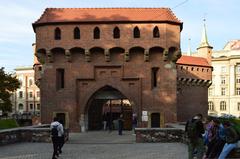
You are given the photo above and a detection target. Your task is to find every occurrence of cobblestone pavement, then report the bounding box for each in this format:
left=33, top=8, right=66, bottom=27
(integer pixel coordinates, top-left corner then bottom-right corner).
left=0, top=131, right=188, bottom=159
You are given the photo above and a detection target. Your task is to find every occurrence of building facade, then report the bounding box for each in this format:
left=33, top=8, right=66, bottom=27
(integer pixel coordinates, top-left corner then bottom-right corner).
left=11, top=66, right=40, bottom=114
left=33, top=8, right=212, bottom=132
left=208, top=40, right=240, bottom=117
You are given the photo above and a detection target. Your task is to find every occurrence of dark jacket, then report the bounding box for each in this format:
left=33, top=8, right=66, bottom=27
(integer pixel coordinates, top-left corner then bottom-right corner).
left=185, top=119, right=204, bottom=139
left=225, top=126, right=239, bottom=144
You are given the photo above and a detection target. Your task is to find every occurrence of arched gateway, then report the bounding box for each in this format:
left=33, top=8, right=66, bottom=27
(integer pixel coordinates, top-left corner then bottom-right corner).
left=86, top=86, right=133, bottom=131
left=33, top=8, right=212, bottom=132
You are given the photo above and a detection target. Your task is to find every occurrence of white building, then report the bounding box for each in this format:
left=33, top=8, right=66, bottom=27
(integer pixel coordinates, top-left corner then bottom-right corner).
left=11, top=66, right=40, bottom=114
left=208, top=40, right=240, bottom=117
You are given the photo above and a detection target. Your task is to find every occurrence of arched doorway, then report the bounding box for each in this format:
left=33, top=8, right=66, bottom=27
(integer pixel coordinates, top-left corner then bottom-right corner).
left=86, top=85, right=133, bottom=130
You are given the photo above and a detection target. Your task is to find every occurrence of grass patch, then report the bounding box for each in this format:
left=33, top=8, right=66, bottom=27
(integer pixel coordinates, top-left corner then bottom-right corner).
left=0, top=119, right=19, bottom=130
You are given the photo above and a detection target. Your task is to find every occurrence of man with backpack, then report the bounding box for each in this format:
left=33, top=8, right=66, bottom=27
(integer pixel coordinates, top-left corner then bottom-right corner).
left=218, top=121, right=239, bottom=159
left=50, top=117, right=64, bottom=159
left=185, top=114, right=205, bottom=159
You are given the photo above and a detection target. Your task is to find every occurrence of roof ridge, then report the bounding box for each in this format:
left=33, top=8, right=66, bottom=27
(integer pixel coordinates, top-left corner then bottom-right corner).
left=45, top=7, right=171, bottom=10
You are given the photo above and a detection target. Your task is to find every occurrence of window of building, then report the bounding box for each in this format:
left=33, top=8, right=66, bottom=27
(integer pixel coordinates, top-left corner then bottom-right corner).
left=236, top=76, right=240, bottom=84
left=18, top=103, right=23, bottom=110
left=133, top=26, right=140, bottom=38
left=38, top=66, right=42, bottom=71
left=220, top=101, right=226, bottom=111
left=236, top=65, right=240, bottom=73
left=208, top=88, right=213, bottom=96
left=54, top=27, right=61, bottom=40
left=151, top=67, right=159, bottom=88
left=208, top=101, right=214, bottom=111
left=113, top=27, right=120, bottom=39
left=153, top=26, right=160, bottom=38
left=19, top=91, right=23, bottom=98
left=238, top=102, right=240, bottom=111
left=93, top=27, right=100, bottom=39
left=74, top=27, right=80, bottom=39
left=56, top=68, right=65, bottom=90
left=19, top=80, right=22, bottom=87
left=37, top=104, right=40, bottom=110
left=30, top=104, right=33, bottom=110
left=221, top=66, right=226, bottom=73
left=221, top=76, right=226, bottom=84
left=236, top=87, right=240, bottom=95
left=36, top=91, right=40, bottom=98
left=29, top=79, right=33, bottom=86
left=29, top=92, right=33, bottom=98
left=221, top=87, right=226, bottom=96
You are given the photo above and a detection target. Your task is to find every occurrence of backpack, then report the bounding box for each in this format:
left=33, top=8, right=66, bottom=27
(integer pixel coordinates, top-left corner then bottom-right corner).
left=51, top=125, right=59, bottom=137
left=186, top=120, right=198, bottom=140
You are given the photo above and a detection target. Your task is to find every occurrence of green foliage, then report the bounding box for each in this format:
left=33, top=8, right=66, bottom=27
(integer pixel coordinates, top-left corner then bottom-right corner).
left=0, top=67, right=20, bottom=112
left=0, top=119, right=19, bottom=129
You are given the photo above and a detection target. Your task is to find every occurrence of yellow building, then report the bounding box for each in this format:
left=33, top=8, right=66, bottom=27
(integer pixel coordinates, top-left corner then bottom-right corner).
left=208, top=40, right=240, bottom=117
left=11, top=66, right=40, bottom=114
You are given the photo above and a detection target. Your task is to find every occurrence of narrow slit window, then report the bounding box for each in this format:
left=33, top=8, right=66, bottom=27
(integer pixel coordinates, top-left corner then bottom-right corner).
left=56, top=68, right=64, bottom=90
left=54, top=27, right=61, bottom=40
left=152, top=67, right=159, bottom=88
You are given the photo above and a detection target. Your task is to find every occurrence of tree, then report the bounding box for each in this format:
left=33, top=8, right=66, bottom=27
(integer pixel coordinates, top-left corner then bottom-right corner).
left=0, top=67, right=20, bottom=113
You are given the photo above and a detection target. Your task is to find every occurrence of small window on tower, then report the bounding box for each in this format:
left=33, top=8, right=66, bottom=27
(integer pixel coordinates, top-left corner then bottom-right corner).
left=133, top=26, right=140, bottom=38
left=151, top=67, right=159, bottom=88
left=54, top=27, right=61, bottom=40
left=93, top=27, right=100, bottom=39
left=56, top=68, right=65, bottom=90
left=153, top=26, right=160, bottom=38
left=74, top=27, right=80, bottom=39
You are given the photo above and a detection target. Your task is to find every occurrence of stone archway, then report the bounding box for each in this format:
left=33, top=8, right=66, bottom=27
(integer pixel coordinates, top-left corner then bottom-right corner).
left=85, top=85, right=133, bottom=131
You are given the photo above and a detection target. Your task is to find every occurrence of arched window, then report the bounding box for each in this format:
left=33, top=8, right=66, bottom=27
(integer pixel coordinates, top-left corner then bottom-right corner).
left=74, top=27, right=80, bottom=39
left=153, top=26, right=160, bottom=38
left=208, top=101, right=214, bottom=111
left=113, top=27, right=120, bottom=39
left=94, top=27, right=100, bottom=39
left=133, top=26, right=140, bottom=38
left=220, top=101, right=226, bottom=111
left=18, top=103, right=23, bottom=110
left=54, top=27, right=61, bottom=40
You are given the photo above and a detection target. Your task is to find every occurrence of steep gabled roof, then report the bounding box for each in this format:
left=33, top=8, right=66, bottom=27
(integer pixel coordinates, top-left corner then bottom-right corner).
left=177, top=55, right=211, bottom=67
left=33, top=8, right=182, bottom=30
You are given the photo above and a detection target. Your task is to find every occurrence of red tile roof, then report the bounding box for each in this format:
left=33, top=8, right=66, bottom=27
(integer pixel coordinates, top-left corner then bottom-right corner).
left=33, top=8, right=182, bottom=28
left=177, top=55, right=211, bottom=67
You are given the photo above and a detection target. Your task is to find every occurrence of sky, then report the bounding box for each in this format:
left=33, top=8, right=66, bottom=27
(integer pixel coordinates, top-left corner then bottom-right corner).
left=0, top=0, right=239, bottom=72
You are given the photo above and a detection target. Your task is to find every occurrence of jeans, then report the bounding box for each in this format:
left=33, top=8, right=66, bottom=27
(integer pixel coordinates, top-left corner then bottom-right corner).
left=218, top=142, right=237, bottom=159
left=188, top=138, right=204, bottom=159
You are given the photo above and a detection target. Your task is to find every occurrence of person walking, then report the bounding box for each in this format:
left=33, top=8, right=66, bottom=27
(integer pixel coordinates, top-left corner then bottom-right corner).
left=185, top=114, right=205, bottom=159
left=50, top=117, right=64, bottom=159
left=132, top=114, right=138, bottom=134
left=107, top=112, right=113, bottom=132
left=58, top=119, right=65, bottom=154
left=205, top=118, right=220, bottom=158
left=102, top=113, right=107, bottom=131
left=218, top=121, right=239, bottom=159
left=207, top=121, right=226, bottom=158
left=118, top=114, right=124, bottom=135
